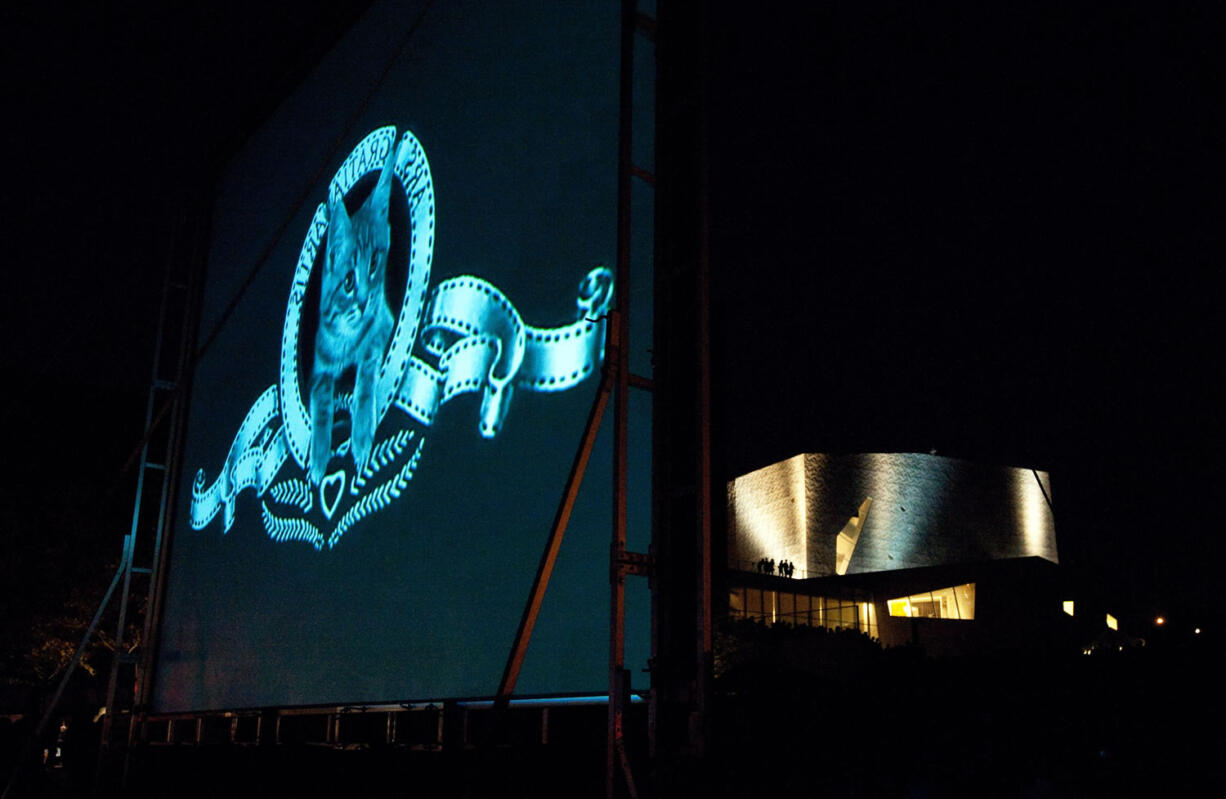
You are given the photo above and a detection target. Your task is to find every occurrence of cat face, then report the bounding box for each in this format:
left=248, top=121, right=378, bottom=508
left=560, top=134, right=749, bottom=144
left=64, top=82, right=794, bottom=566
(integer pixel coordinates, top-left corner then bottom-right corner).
left=320, top=159, right=395, bottom=346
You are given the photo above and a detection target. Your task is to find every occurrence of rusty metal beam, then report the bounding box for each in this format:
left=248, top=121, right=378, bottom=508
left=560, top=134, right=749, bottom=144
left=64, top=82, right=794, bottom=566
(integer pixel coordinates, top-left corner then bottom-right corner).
left=631, top=165, right=656, bottom=186
left=628, top=373, right=654, bottom=391
left=608, top=0, right=639, bottom=796
left=616, top=549, right=654, bottom=578
left=496, top=344, right=615, bottom=700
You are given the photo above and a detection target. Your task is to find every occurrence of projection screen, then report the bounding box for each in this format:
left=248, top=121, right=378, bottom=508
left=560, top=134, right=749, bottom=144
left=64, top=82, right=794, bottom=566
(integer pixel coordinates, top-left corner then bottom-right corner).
left=152, top=0, right=651, bottom=712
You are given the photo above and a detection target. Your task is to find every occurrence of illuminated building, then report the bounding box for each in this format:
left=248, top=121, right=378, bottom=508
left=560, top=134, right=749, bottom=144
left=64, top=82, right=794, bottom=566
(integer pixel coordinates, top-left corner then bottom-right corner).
left=725, top=452, right=1069, bottom=656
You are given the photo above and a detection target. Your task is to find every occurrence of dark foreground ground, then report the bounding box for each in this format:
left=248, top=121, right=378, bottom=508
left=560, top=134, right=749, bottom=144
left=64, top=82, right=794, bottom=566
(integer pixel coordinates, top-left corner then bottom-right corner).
left=5, top=623, right=1223, bottom=798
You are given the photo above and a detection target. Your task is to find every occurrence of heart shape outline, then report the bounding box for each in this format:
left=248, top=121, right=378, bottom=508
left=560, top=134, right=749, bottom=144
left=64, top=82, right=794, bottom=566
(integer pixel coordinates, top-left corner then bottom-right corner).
left=320, top=470, right=346, bottom=520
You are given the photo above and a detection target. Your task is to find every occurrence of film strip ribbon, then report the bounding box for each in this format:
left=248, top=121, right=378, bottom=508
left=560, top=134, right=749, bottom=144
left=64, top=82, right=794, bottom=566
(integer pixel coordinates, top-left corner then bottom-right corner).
left=394, top=265, right=613, bottom=434
left=191, top=266, right=613, bottom=536
left=190, top=386, right=288, bottom=532
left=190, top=125, right=612, bottom=543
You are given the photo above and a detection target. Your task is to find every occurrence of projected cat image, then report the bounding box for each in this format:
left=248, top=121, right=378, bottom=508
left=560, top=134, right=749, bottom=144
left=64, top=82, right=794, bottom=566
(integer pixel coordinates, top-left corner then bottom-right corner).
left=309, top=146, right=397, bottom=485
left=189, top=126, right=614, bottom=550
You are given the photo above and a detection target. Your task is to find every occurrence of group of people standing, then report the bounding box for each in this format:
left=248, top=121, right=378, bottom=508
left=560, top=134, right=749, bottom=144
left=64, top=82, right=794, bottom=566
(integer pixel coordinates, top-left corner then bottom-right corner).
left=754, top=557, right=797, bottom=578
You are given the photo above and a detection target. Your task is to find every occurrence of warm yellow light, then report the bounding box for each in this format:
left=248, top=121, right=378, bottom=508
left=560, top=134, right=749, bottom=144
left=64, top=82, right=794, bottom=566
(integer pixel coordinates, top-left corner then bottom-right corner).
left=728, top=454, right=808, bottom=573
left=835, top=497, right=872, bottom=576
left=1013, top=468, right=1057, bottom=563
left=1155, top=616, right=1165, bottom=626
left=1106, top=613, right=1118, bottom=631
left=1062, top=600, right=1074, bottom=617
left=886, top=584, right=975, bottom=620
left=858, top=602, right=875, bottom=632
left=1195, top=628, right=1201, bottom=635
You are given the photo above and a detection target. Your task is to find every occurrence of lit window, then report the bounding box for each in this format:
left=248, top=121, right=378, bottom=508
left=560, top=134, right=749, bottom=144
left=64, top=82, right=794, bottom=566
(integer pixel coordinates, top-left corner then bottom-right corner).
left=746, top=588, right=764, bottom=621
left=1106, top=613, right=1118, bottom=631
left=730, top=587, right=877, bottom=638
left=886, top=584, right=975, bottom=620
left=779, top=592, right=796, bottom=625
left=795, top=594, right=812, bottom=626
left=859, top=601, right=877, bottom=639
left=1062, top=600, right=1074, bottom=617
left=729, top=588, right=745, bottom=619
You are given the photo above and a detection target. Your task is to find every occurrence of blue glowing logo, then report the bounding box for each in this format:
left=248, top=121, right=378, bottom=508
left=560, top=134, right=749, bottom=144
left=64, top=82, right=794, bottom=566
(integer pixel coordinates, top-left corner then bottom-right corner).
left=191, top=126, right=613, bottom=549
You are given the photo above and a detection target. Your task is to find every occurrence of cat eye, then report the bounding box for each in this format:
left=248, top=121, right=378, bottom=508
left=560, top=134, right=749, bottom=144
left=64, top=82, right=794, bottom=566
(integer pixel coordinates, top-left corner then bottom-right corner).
left=343, top=273, right=355, bottom=293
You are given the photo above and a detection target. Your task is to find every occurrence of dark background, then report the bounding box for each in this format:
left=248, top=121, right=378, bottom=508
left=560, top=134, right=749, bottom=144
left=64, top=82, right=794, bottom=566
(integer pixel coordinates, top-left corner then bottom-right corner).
left=1, top=0, right=377, bottom=690
left=2, top=0, right=1222, bottom=696
left=707, top=1, right=1224, bottom=618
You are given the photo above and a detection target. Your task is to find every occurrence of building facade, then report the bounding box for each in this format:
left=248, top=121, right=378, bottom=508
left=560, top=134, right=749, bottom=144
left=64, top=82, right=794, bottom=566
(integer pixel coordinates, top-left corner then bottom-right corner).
left=726, top=453, right=1065, bottom=654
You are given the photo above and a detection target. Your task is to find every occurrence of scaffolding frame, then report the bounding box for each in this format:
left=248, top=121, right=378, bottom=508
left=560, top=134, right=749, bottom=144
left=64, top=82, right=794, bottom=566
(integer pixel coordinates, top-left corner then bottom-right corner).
left=104, top=210, right=207, bottom=791
left=85, top=5, right=662, bottom=798
left=494, top=5, right=658, bottom=798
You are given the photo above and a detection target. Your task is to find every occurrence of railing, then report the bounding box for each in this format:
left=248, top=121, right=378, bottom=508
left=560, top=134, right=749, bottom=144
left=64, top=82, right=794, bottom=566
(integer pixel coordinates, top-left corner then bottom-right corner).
left=131, top=694, right=646, bottom=749
left=730, top=558, right=818, bottom=580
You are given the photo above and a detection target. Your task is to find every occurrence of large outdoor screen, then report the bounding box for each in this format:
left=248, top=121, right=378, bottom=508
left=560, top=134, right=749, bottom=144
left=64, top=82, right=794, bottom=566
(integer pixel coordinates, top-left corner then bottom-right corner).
left=152, top=0, right=651, bottom=712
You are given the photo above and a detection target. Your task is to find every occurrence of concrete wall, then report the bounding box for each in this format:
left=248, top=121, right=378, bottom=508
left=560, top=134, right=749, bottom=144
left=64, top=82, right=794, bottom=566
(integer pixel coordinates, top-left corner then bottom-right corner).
left=728, top=452, right=1057, bottom=577
left=726, top=454, right=817, bottom=573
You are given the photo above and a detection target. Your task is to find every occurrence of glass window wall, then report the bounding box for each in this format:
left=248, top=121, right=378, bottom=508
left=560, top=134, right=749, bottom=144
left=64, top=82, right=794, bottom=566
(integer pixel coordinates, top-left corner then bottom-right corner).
left=728, top=587, right=877, bottom=639
left=885, top=583, right=976, bottom=620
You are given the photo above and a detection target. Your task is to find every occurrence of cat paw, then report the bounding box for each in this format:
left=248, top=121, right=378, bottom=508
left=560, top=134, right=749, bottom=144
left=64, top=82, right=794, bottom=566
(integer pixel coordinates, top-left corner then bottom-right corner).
left=308, top=459, right=328, bottom=486
left=352, top=437, right=372, bottom=474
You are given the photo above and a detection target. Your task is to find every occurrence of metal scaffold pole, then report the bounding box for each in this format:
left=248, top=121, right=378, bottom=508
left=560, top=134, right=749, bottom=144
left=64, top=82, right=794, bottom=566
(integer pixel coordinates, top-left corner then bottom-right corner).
left=651, top=0, right=712, bottom=792
left=608, top=2, right=657, bottom=797
left=97, top=208, right=205, bottom=794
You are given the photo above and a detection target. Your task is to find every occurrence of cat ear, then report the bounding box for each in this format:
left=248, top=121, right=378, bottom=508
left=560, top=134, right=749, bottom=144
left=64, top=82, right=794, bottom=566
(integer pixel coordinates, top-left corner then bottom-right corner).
left=327, top=194, right=352, bottom=250
left=369, top=141, right=399, bottom=219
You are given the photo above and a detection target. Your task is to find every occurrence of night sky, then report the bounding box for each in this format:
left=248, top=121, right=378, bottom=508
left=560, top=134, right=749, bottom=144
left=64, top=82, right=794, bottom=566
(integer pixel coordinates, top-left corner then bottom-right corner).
left=2, top=0, right=1222, bottom=668
left=707, top=2, right=1224, bottom=616
left=1, top=1, right=375, bottom=673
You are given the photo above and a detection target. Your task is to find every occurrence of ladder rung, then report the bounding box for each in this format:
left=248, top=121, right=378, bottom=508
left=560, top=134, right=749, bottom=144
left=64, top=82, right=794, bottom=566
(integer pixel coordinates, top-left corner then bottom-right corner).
left=631, top=165, right=655, bottom=186
left=132, top=567, right=153, bottom=575
left=628, top=373, right=654, bottom=391
left=145, top=462, right=166, bottom=471
left=153, top=379, right=177, bottom=391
